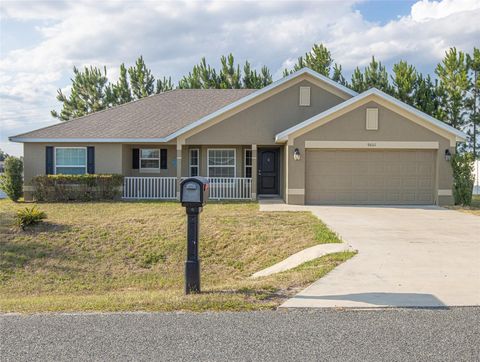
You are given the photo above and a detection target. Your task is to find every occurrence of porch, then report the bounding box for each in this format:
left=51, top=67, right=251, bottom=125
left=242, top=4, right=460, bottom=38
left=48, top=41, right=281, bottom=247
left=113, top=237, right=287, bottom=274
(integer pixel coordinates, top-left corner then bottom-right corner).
left=121, top=144, right=283, bottom=201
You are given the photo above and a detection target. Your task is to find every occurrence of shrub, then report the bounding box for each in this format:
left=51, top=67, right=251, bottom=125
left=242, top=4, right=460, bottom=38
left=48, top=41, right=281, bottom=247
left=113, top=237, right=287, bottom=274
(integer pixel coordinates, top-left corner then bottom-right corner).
left=15, top=206, right=47, bottom=230
left=31, top=174, right=124, bottom=202
left=0, top=156, right=23, bottom=202
left=451, top=152, right=475, bottom=206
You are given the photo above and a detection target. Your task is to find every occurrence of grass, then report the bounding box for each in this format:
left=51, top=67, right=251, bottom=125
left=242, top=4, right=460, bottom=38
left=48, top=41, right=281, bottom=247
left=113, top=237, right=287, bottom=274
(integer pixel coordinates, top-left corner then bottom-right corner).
left=447, top=195, right=480, bottom=216
left=0, top=199, right=354, bottom=313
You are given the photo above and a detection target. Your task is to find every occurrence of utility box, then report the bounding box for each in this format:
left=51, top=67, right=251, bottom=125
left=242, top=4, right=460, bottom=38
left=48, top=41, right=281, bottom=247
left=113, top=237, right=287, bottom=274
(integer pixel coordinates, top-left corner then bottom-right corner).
left=180, top=177, right=209, bottom=207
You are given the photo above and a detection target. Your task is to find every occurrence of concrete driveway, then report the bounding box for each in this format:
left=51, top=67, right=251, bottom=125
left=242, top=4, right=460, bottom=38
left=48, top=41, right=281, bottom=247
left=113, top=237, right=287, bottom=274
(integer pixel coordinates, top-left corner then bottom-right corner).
left=260, top=203, right=480, bottom=308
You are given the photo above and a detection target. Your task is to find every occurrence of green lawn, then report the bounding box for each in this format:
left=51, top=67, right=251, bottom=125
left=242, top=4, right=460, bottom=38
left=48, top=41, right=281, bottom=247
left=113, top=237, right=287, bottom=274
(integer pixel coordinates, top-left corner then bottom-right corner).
left=0, top=200, right=354, bottom=313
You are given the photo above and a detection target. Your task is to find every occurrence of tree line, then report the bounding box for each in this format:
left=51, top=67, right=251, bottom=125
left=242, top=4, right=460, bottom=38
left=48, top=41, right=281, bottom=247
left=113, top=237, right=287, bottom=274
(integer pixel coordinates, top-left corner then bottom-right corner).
left=52, top=44, right=479, bottom=157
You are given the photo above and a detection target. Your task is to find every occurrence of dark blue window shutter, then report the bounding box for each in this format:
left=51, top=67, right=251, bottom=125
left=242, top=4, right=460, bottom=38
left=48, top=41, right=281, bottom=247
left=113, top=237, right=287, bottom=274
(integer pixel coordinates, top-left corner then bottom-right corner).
left=160, top=149, right=167, bottom=169
left=45, top=146, right=54, bottom=175
left=87, top=146, right=95, bottom=174
left=132, top=148, right=139, bottom=169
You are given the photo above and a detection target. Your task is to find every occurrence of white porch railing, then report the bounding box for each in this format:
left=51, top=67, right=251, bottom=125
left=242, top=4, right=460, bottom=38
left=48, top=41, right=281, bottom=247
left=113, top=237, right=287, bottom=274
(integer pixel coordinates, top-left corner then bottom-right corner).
left=207, top=177, right=252, bottom=200
left=123, top=177, right=177, bottom=199
left=122, top=177, right=252, bottom=200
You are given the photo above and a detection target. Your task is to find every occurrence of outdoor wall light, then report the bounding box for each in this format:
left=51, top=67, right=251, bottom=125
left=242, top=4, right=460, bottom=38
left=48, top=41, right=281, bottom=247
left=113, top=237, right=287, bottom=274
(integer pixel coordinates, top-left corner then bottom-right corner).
left=445, top=149, right=452, bottom=161
left=293, top=148, right=301, bottom=161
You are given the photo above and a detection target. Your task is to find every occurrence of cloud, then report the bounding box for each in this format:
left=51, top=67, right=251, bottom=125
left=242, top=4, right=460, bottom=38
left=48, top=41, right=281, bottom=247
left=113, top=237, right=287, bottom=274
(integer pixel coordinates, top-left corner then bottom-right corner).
left=1, top=0, right=479, bottom=156
left=411, top=0, right=480, bottom=21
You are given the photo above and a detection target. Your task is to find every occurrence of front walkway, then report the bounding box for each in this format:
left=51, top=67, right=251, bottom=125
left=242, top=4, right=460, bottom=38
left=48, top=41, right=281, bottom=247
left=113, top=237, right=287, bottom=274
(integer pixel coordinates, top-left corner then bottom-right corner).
left=260, top=202, right=480, bottom=308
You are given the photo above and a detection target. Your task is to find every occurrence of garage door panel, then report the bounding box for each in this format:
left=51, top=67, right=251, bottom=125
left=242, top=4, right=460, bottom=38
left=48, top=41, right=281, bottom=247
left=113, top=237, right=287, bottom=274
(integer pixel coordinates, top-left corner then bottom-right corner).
left=368, top=152, right=385, bottom=162
left=385, top=191, right=401, bottom=203
left=369, top=163, right=386, bottom=174
left=351, top=162, right=369, bottom=174
left=306, top=149, right=435, bottom=205
left=418, top=164, right=434, bottom=175
left=403, top=163, right=417, bottom=174
left=356, top=176, right=370, bottom=188
left=369, top=191, right=386, bottom=202
left=403, top=192, right=417, bottom=202
left=352, top=191, right=369, bottom=203
left=385, top=163, right=403, bottom=174
left=386, top=176, right=402, bottom=189
left=403, top=177, right=418, bottom=188
left=416, top=151, right=435, bottom=161
left=418, top=192, right=434, bottom=202
left=418, top=178, right=434, bottom=188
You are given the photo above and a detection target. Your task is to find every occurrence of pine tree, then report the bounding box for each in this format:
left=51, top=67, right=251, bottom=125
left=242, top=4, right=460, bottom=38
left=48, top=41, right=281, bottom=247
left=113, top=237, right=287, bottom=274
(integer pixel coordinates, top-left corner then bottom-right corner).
left=364, top=56, right=391, bottom=93
left=284, top=43, right=333, bottom=77
left=178, top=57, right=220, bottom=89
left=332, top=63, right=346, bottom=86
left=305, top=43, right=333, bottom=76
left=392, top=61, right=417, bottom=104
left=350, top=67, right=366, bottom=92
left=243, top=62, right=272, bottom=89
left=51, top=66, right=109, bottom=121
left=467, top=47, right=480, bottom=157
left=413, top=74, right=440, bottom=118
left=259, top=66, right=273, bottom=88
left=156, top=77, right=174, bottom=93
left=107, top=63, right=132, bottom=106
left=179, top=56, right=271, bottom=89
left=435, top=47, right=470, bottom=131
left=219, top=54, right=241, bottom=89
left=128, top=56, right=155, bottom=99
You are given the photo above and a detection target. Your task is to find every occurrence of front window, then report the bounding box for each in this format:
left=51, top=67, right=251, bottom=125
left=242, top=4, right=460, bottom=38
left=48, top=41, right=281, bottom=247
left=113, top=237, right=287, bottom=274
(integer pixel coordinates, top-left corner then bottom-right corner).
left=189, top=149, right=199, bottom=177
left=55, top=147, right=86, bottom=175
left=208, top=149, right=236, bottom=177
left=244, top=149, right=252, bottom=178
left=140, top=149, right=160, bottom=170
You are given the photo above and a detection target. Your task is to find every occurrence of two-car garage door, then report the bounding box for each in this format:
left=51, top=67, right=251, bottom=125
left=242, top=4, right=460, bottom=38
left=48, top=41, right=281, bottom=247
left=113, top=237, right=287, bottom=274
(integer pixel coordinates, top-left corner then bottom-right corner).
left=305, top=149, right=436, bottom=205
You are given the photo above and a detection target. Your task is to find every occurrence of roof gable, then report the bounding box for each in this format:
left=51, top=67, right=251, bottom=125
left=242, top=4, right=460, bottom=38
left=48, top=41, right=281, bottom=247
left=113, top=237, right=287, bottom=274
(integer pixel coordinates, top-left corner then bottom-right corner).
left=168, top=68, right=357, bottom=142
left=275, top=88, right=467, bottom=144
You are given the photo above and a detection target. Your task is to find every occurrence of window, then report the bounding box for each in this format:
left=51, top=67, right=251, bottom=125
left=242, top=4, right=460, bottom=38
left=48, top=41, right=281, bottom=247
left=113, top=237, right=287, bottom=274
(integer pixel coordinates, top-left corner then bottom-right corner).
left=55, top=147, right=86, bottom=175
left=139, top=149, right=168, bottom=170
left=207, top=149, right=236, bottom=177
left=140, top=149, right=160, bottom=170
left=189, top=149, right=199, bottom=177
left=244, top=149, right=253, bottom=178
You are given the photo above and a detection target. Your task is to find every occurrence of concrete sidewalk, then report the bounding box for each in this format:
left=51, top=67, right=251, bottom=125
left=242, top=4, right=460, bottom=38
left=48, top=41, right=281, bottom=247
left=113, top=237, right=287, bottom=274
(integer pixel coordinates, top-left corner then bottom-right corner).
left=251, top=243, right=353, bottom=278
left=260, top=203, right=480, bottom=308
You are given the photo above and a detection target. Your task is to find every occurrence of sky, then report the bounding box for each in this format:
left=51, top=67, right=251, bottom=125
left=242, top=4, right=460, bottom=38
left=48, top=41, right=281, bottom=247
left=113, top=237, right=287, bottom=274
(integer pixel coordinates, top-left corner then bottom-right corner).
left=1, top=0, right=479, bottom=156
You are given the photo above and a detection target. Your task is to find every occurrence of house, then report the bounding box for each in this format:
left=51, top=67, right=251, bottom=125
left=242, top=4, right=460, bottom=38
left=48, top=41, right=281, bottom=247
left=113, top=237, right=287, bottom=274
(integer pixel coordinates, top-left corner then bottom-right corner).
left=9, top=68, right=466, bottom=205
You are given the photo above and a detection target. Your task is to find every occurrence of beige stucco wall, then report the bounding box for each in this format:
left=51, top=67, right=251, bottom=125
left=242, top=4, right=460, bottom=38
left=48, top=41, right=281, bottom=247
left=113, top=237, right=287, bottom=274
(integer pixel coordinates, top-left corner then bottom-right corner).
left=122, top=144, right=177, bottom=177
left=180, top=145, right=252, bottom=178
left=286, top=101, right=455, bottom=206
left=185, top=80, right=345, bottom=146
left=23, top=142, right=123, bottom=200
left=23, top=142, right=123, bottom=185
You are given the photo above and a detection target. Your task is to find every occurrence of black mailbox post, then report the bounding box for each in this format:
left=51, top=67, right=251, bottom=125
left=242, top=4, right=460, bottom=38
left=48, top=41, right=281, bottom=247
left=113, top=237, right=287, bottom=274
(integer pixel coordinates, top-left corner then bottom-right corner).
left=180, top=177, right=209, bottom=294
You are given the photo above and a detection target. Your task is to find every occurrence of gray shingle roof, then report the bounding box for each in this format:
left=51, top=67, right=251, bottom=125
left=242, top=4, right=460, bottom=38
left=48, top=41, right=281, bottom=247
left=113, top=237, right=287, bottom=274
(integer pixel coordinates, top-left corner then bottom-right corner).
left=12, top=89, right=256, bottom=140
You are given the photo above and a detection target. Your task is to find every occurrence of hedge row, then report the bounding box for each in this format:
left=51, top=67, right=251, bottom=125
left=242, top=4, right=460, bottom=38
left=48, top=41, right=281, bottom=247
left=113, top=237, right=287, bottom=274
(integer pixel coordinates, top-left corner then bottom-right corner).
left=31, top=174, right=124, bottom=202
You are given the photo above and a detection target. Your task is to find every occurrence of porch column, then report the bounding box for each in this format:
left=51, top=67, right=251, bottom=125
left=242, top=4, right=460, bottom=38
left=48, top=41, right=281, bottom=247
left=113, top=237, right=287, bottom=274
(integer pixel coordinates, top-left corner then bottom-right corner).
left=251, top=144, right=257, bottom=200
left=176, top=142, right=182, bottom=200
